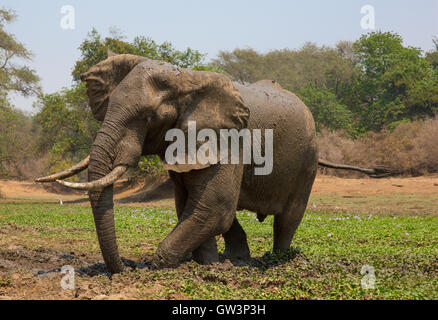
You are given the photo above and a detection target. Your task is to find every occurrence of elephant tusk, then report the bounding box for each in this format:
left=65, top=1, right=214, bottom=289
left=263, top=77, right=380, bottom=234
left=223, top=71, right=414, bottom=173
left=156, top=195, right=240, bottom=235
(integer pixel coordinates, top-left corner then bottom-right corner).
left=55, top=165, right=127, bottom=191
left=35, top=156, right=90, bottom=183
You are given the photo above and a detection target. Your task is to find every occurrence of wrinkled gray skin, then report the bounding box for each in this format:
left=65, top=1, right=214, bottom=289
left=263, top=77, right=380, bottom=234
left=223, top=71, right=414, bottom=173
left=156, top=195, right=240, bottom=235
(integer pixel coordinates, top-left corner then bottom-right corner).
left=70, top=54, right=317, bottom=273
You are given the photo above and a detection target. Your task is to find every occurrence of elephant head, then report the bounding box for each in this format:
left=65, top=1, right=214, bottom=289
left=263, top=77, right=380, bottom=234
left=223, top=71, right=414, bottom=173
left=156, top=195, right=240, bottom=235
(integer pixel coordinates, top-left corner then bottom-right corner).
left=36, top=54, right=249, bottom=273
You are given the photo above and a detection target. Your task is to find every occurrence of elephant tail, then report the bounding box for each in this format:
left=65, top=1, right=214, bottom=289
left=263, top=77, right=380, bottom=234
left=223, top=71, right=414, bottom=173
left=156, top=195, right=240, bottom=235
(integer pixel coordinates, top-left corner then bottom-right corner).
left=318, top=159, right=396, bottom=178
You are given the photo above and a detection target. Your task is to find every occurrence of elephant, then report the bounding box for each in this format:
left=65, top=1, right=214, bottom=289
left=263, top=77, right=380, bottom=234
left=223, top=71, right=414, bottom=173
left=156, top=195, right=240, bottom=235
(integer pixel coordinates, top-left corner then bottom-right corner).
left=36, top=53, right=390, bottom=274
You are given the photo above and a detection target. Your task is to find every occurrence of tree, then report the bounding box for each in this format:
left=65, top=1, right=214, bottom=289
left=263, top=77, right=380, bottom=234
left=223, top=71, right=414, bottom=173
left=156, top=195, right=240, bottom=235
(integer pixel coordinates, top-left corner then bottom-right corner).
left=425, top=37, right=438, bottom=70
left=0, top=8, right=40, bottom=178
left=213, top=48, right=265, bottom=84
left=0, top=8, right=40, bottom=97
left=35, top=83, right=100, bottom=174
left=352, top=31, right=438, bottom=131
left=36, top=28, right=212, bottom=176
left=72, top=29, right=207, bottom=82
left=212, top=43, right=358, bottom=133
left=0, top=96, right=35, bottom=177
left=298, top=85, right=356, bottom=136
left=212, top=43, right=357, bottom=94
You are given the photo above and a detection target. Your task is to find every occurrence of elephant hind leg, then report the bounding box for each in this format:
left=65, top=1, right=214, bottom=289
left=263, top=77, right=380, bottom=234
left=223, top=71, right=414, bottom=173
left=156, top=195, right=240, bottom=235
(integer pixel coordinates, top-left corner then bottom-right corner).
left=194, top=216, right=251, bottom=264
left=223, top=217, right=251, bottom=260
left=273, top=169, right=316, bottom=252
left=192, top=236, right=219, bottom=264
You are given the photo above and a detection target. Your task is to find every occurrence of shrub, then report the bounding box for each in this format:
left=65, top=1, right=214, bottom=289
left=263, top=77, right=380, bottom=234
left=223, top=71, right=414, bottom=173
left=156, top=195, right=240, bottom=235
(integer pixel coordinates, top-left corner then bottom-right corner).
left=317, top=117, right=438, bottom=177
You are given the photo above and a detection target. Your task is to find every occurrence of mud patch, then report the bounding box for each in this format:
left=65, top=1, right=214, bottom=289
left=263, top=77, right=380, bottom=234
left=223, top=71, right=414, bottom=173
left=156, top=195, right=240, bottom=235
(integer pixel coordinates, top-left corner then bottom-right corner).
left=0, top=247, right=102, bottom=276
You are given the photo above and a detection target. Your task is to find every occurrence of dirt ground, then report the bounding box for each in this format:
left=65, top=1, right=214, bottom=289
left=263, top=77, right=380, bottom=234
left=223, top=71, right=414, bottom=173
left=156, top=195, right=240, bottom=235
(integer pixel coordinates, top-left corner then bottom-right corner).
left=1, top=174, right=437, bottom=215
left=312, top=174, right=438, bottom=195
left=0, top=174, right=437, bottom=299
left=309, top=174, right=438, bottom=215
left=1, top=174, right=437, bottom=202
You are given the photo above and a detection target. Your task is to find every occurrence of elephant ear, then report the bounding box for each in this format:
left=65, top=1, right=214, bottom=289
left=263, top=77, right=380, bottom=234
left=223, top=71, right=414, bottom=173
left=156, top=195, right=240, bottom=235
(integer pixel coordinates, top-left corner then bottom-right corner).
left=152, top=67, right=250, bottom=172
left=80, top=54, right=147, bottom=121
left=91, top=59, right=250, bottom=172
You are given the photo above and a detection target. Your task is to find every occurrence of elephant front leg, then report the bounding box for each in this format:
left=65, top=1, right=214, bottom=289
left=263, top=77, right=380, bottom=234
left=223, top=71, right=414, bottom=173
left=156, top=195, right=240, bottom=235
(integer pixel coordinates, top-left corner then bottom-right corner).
left=152, top=164, right=243, bottom=269
left=170, top=171, right=219, bottom=264
left=151, top=199, right=235, bottom=269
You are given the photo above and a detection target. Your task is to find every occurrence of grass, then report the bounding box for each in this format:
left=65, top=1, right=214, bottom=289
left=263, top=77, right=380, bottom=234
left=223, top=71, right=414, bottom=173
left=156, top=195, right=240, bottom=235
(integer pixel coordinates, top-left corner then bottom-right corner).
left=0, top=202, right=437, bottom=300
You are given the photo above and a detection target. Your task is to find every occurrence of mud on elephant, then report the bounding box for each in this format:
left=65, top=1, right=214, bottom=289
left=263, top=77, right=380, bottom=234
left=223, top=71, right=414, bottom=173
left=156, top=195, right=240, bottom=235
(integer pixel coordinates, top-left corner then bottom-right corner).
left=36, top=54, right=391, bottom=274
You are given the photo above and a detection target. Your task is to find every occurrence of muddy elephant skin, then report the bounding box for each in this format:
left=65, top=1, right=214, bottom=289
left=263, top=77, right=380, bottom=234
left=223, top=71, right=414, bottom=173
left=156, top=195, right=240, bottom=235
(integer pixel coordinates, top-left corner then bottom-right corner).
left=44, top=54, right=318, bottom=273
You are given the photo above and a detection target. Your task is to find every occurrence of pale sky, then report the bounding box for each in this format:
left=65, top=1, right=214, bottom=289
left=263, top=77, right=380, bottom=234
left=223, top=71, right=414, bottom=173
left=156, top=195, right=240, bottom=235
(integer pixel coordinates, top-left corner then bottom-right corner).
left=2, top=0, right=438, bottom=113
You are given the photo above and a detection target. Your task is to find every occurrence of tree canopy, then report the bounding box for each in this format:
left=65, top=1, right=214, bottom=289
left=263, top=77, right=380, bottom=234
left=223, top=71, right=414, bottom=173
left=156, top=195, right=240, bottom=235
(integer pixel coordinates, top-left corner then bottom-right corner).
left=0, top=9, right=40, bottom=97
left=0, top=9, right=40, bottom=177
left=72, top=28, right=207, bottom=82
left=1, top=9, right=437, bottom=178
left=212, top=31, right=438, bottom=135
left=35, top=28, right=212, bottom=175
left=352, top=31, right=438, bottom=131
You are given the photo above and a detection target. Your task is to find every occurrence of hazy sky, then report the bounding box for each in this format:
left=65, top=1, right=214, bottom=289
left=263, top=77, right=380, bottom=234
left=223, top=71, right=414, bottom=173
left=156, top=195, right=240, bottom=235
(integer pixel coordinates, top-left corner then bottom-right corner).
left=2, top=0, right=438, bottom=112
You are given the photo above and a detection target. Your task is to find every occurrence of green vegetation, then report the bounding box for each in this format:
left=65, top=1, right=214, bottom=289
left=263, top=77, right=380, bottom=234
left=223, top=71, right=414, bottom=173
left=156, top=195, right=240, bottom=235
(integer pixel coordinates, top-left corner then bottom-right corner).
left=72, top=28, right=208, bottom=82
left=213, top=32, right=438, bottom=135
left=0, top=100, right=35, bottom=177
left=34, top=28, right=213, bottom=178
left=34, top=84, right=99, bottom=177
left=1, top=6, right=438, bottom=179
left=0, top=9, right=40, bottom=97
left=0, top=9, right=40, bottom=178
left=352, top=32, right=438, bottom=132
left=0, top=203, right=436, bottom=299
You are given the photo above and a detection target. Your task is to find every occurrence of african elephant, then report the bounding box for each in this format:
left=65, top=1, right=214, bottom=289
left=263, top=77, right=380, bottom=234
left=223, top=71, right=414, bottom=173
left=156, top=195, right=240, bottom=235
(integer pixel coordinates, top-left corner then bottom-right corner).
left=36, top=54, right=389, bottom=274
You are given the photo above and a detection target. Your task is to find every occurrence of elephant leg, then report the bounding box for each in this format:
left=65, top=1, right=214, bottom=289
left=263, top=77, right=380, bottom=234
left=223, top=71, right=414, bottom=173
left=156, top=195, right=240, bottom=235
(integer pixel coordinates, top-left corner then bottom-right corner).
left=152, top=164, right=243, bottom=268
left=273, top=170, right=316, bottom=252
left=192, top=236, right=219, bottom=264
left=223, top=218, right=251, bottom=260
left=170, top=171, right=219, bottom=264
left=169, top=171, right=187, bottom=220
left=170, top=171, right=194, bottom=262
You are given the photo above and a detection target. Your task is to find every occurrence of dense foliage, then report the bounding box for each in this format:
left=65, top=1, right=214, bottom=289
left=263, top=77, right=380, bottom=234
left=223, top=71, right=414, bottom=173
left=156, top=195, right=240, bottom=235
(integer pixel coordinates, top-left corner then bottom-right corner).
left=213, top=32, right=438, bottom=135
left=34, top=84, right=98, bottom=175
left=0, top=9, right=40, bottom=178
left=0, top=9, right=40, bottom=97
left=35, top=28, right=211, bottom=177
left=1, top=7, right=437, bottom=178
left=0, top=96, right=35, bottom=177
left=71, top=28, right=207, bottom=82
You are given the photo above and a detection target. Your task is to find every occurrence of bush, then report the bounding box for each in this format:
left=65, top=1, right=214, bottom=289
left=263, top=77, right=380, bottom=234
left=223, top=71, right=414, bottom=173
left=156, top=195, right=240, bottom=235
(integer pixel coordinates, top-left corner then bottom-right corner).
left=138, top=155, right=165, bottom=177
left=317, top=117, right=438, bottom=177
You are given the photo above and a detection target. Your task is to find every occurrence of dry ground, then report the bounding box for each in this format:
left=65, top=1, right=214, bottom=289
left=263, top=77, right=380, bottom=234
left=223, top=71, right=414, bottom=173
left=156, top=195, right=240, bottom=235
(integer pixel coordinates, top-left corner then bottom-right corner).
left=310, top=174, right=438, bottom=215
left=1, top=174, right=437, bottom=215
left=1, top=174, right=437, bottom=212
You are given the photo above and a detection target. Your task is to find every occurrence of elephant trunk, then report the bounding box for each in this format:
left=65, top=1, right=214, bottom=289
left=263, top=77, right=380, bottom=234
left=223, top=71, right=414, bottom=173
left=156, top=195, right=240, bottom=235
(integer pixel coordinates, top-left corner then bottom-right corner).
left=88, top=131, right=124, bottom=274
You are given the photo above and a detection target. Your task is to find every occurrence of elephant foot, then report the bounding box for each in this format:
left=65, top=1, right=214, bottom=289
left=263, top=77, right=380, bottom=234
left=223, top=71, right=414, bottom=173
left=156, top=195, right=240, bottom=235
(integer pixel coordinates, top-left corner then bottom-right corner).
left=150, top=248, right=182, bottom=269
left=223, top=245, right=251, bottom=261
left=121, top=257, right=139, bottom=269
left=192, top=237, right=219, bottom=265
